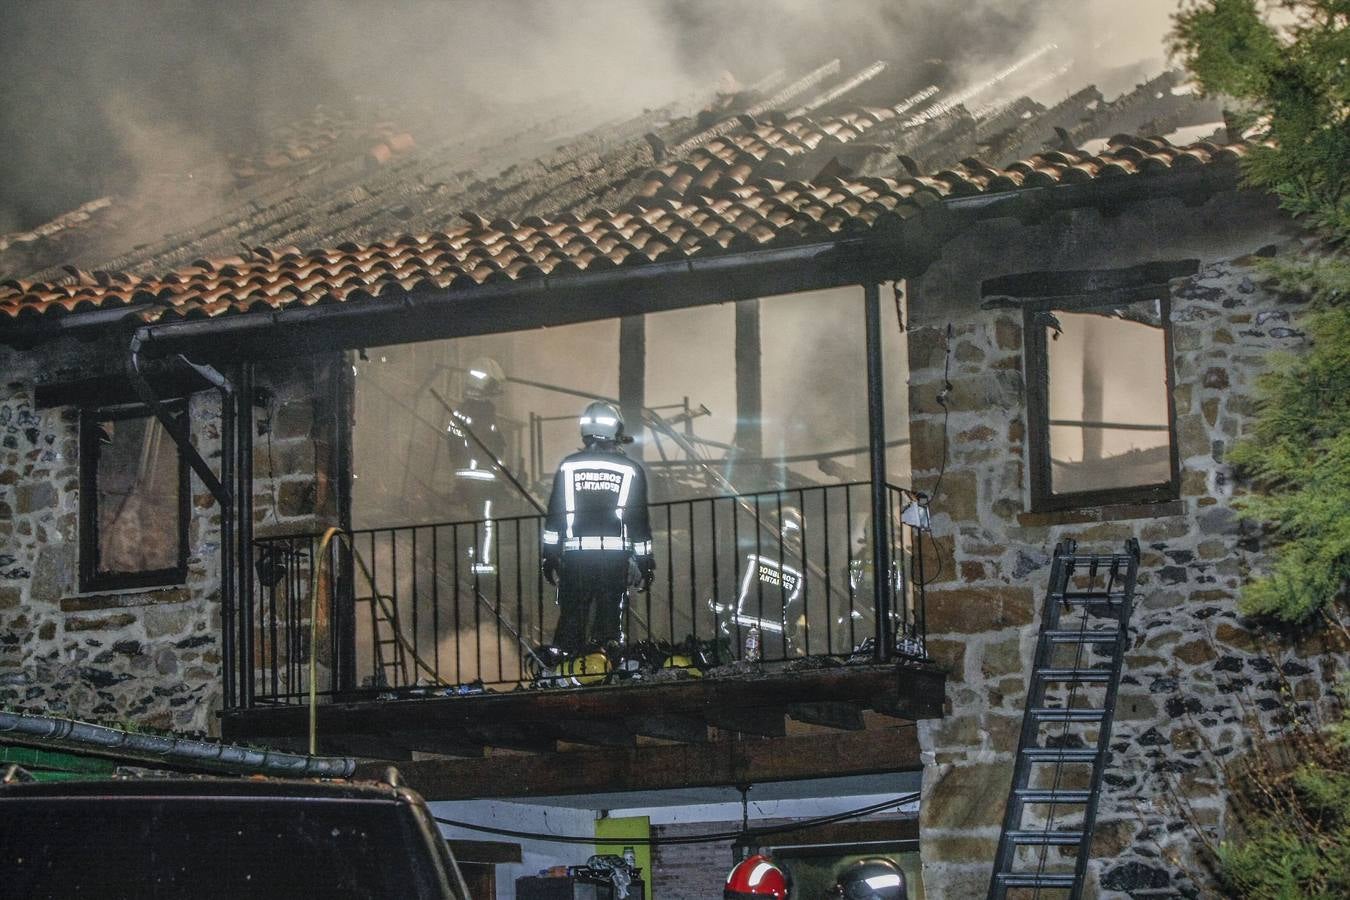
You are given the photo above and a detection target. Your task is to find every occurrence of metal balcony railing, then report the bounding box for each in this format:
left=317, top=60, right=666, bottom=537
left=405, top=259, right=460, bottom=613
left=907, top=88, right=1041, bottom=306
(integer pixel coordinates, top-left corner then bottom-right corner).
left=238, top=481, right=928, bottom=706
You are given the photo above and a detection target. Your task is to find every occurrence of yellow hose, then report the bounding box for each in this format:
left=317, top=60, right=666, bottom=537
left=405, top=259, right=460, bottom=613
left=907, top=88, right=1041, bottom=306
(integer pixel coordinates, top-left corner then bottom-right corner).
left=309, top=527, right=341, bottom=756
left=307, top=527, right=449, bottom=756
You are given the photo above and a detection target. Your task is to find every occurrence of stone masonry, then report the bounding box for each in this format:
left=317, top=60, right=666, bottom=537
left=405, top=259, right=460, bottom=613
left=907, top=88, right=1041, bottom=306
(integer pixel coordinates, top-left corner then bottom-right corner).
left=0, top=336, right=222, bottom=733
left=0, top=336, right=343, bottom=736
left=905, top=192, right=1349, bottom=897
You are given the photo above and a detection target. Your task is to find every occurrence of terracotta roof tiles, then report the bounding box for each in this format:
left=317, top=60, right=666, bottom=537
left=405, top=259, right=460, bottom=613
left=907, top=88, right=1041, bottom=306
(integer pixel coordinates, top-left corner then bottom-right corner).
left=0, top=136, right=1247, bottom=327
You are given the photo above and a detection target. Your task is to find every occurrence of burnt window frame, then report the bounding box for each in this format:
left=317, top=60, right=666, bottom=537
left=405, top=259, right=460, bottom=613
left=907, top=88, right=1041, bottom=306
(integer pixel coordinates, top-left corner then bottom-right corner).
left=79, top=402, right=191, bottom=593
left=1022, top=287, right=1181, bottom=513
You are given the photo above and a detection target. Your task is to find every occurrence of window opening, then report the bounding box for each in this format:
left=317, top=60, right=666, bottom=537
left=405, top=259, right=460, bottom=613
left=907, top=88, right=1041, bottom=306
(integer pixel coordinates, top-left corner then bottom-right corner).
left=79, top=404, right=190, bottom=592
left=1025, top=294, right=1178, bottom=510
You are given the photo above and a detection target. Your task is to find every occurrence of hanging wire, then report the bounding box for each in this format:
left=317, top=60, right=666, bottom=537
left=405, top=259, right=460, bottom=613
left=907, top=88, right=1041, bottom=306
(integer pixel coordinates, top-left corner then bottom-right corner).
left=921, top=323, right=955, bottom=587
left=432, top=792, right=920, bottom=847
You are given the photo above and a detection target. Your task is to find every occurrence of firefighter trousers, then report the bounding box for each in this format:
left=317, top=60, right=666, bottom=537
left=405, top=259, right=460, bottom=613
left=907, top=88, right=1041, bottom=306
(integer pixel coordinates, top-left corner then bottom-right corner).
left=552, top=549, right=630, bottom=654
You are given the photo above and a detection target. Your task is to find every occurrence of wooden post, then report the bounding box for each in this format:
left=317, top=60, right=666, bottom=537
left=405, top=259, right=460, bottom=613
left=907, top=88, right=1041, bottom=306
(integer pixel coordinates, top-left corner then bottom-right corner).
left=619, top=315, right=645, bottom=459
left=734, top=299, right=763, bottom=459
left=864, top=284, right=893, bottom=660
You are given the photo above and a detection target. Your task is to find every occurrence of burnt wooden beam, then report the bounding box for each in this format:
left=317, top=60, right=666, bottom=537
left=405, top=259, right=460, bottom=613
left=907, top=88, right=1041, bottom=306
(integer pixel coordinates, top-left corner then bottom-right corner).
left=221, top=663, right=944, bottom=749
left=619, top=315, right=645, bottom=459
left=874, top=663, right=945, bottom=720
left=980, top=259, right=1200, bottom=300
left=787, top=701, right=866, bottom=731
left=398, top=730, right=487, bottom=758
left=446, top=840, right=523, bottom=865
left=464, top=724, right=559, bottom=754
left=626, top=714, right=708, bottom=744
left=734, top=298, right=762, bottom=458
left=705, top=706, right=787, bottom=738
left=367, top=726, right=923, bottom=801
left=548, top=719, right=636, bottom=748
left=317, top=734, right=414, bottom=760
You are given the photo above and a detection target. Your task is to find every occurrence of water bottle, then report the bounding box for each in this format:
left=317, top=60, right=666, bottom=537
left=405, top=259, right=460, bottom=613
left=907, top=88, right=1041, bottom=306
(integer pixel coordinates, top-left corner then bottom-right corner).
left=744, top=625, right=761, bottom=662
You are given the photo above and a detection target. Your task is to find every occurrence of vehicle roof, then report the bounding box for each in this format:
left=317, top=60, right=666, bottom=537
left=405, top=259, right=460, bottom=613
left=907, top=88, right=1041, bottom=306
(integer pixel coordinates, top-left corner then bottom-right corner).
left=0, top=775, right=410, bottom=802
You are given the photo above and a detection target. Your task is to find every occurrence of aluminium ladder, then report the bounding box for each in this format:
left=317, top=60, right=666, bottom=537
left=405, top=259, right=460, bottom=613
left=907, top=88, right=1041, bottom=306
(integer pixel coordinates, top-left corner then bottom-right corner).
left=366, top=588, right=411, bottom=690
left=987, top=538, right=1140, bottom=899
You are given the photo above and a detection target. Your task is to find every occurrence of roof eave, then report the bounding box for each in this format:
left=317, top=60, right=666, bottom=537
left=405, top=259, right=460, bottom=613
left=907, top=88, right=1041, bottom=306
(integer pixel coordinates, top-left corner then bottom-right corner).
left=5, top=163, right=1244, bottom=358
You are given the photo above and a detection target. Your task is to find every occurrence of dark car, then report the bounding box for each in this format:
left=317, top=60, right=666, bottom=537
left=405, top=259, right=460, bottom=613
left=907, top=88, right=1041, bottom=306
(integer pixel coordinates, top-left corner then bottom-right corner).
left=0, top=776, right=468, bottom=899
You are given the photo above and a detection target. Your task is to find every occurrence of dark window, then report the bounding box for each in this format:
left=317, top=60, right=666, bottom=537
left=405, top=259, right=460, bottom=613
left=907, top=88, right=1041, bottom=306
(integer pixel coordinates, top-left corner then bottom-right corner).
left=79, top=405, right=189, bottom=591
left=1024, top=292, right=1179, bottom=511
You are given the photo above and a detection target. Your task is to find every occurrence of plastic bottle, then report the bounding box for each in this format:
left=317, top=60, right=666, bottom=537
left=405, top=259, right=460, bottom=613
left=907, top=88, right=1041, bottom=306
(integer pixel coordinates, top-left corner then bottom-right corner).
left=745, top=625, right=761, bottom=662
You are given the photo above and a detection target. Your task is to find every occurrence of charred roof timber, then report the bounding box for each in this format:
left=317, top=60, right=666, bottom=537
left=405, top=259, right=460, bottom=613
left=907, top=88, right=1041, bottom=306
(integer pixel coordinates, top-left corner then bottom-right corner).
left=0, top=138, right=1248, bottom=358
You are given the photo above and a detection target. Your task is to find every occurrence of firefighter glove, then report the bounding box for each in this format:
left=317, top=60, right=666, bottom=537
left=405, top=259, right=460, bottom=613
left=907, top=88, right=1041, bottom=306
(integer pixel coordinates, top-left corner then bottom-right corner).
left=639, top=554, right=655, bottom=592
left=626, top=557, right=643, bottom=588
left=542, top=556, right=559, bottom=586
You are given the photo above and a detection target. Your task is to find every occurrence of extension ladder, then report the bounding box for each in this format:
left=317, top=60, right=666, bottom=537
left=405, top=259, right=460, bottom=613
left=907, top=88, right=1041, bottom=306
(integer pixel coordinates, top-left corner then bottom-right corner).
left=366, top=589, right=411, bottom=689
left=987, top=538, right=1140, bottom=899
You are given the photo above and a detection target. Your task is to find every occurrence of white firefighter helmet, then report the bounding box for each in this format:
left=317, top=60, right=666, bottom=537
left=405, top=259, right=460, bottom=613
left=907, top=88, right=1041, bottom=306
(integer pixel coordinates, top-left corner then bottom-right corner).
left=579, top=400, right=624, bottom=443
left=465, top=358, right=505, bottom=397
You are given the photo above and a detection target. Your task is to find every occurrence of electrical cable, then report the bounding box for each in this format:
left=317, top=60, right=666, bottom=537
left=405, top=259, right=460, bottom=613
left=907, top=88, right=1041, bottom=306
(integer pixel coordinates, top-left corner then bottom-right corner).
left=432, top=791, right=920, bottom=847
left=921, top=323, right=954, bottom=587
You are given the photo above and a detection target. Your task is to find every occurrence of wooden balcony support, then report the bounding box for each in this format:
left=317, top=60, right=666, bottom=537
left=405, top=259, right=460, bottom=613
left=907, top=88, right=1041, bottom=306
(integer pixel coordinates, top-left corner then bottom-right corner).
left=221, top=662, right=943, bottom=765
left=367, top=723, right=924, bottom=801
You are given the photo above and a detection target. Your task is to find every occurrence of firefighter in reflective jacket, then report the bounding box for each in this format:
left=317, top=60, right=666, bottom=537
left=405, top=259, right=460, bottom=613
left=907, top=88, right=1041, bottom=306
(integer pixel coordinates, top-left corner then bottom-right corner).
left=541, top=401, right=654, bottom=654
left=711, top=506, right=805, bottom=657
left=449, top=358, right=508, bottom=574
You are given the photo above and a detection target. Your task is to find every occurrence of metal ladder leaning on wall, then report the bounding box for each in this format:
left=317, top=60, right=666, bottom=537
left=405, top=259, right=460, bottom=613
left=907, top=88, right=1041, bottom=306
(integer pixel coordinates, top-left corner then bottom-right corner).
left=367, top=590, right=410, bottom=690
left=988, top=538, right=1140, bottom=899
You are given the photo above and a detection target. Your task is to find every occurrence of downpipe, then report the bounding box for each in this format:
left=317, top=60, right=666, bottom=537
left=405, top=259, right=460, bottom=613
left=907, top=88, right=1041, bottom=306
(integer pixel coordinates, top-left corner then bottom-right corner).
left=127, top=329, right=240, bottom=706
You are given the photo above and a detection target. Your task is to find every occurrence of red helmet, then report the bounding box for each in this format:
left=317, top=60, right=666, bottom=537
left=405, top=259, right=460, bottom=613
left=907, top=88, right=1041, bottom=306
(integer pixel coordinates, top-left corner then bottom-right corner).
left=725, top=854, right=789, bottom=899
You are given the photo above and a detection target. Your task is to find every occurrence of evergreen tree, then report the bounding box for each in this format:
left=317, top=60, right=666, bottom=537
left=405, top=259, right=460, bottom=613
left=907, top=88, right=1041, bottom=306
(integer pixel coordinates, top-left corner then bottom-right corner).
left=1172, top=0, right=1349, bottom=629
left=1173, top=4, right=1349, bottom=896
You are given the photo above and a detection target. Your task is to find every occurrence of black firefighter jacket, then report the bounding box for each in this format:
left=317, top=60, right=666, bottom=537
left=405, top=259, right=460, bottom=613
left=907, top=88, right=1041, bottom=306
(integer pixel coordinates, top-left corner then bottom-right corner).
left=541, top=446, right=653, bottom=561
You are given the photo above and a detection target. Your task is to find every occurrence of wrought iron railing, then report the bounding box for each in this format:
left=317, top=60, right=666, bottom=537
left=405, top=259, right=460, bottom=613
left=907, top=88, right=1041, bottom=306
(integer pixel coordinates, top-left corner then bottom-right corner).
left=238, top=481, right=928, bottom=705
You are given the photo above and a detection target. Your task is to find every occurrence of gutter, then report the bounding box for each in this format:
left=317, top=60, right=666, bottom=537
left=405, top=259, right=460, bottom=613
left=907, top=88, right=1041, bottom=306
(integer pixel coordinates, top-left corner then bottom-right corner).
left=0, top=710, right=355, bottom=779
left=124, top=164, right=1243, bottom=362
left=129, top=236, right=883, bottom=360
left=0, top=163, right=1243, bottom=358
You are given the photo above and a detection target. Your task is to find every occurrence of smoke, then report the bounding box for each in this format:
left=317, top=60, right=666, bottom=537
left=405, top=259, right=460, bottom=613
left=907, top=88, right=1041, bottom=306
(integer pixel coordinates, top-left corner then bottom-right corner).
left=0, top=0, right=1181, bottom=235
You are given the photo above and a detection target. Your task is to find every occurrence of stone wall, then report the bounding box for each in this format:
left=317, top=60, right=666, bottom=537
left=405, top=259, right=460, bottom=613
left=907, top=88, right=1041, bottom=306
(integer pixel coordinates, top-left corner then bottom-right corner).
left=650, top=821, right=742, bottom=899
left=0, top=337, right=343, bottom=736
left=905, top=195, right=1349, bottom=897
left=252, top=354, right=348, bottom=539
left=0, top=337, right=223, bottom=733
left=651, top=816, right=921, bottom=899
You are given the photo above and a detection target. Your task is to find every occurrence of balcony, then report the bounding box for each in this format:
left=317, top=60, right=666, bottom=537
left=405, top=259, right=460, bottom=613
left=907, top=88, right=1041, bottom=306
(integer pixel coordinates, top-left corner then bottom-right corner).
left=221, top=480, right=943, bottom=763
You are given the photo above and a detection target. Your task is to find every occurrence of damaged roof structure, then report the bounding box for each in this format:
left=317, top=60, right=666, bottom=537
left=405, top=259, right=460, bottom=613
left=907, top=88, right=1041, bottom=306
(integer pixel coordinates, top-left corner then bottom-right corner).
left=1, top=64, right=1229, bottom=334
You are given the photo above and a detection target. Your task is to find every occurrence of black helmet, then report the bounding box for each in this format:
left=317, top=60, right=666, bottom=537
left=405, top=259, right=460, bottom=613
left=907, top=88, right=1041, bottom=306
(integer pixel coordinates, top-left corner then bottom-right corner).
left=465, top=358, right=505, bottom=398
left=580, top=400, right=624, bottom=443
left=831, top=858, right=906, bottom=899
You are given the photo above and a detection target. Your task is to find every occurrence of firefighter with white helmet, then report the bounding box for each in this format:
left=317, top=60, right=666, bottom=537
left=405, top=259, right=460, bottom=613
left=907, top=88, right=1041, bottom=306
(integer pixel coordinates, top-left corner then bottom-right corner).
left=449, top=357, right=508, bottom=574
left=541, top=401, right=654, bottom=654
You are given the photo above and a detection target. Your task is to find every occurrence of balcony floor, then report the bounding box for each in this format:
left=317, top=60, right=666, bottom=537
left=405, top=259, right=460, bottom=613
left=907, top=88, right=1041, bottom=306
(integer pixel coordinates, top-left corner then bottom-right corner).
left=221, top=659, right=944, bottom=799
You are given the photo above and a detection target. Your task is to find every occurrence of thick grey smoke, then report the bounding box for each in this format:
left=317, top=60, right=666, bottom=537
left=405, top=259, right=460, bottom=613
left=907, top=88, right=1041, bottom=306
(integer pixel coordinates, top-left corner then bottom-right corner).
left=1, top=0, right=1180, bottom=235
